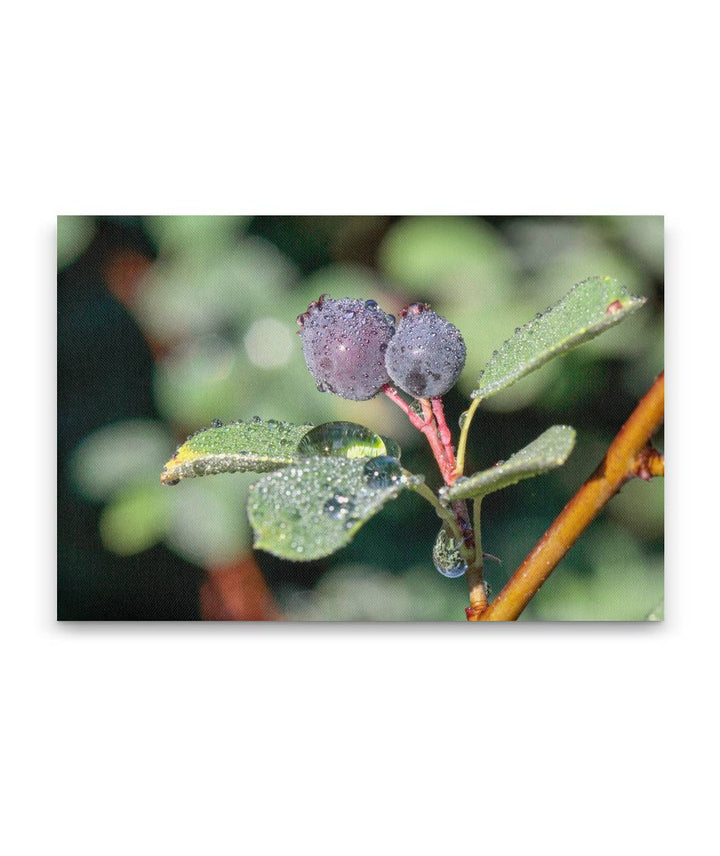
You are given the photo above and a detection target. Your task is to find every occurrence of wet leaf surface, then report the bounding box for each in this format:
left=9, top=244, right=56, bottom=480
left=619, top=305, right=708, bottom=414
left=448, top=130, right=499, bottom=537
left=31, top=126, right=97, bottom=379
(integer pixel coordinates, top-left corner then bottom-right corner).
left=161, top=418, right=314, bottom=484
left=248, top=456, right=421, bottom=560
left=472, top=276, right=646, bottom=402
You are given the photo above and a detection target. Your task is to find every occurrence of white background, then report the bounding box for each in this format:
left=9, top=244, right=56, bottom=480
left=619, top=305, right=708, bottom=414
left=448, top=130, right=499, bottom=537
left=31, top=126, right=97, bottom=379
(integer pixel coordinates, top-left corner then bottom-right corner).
left=3, top=1, right=717, bottom=854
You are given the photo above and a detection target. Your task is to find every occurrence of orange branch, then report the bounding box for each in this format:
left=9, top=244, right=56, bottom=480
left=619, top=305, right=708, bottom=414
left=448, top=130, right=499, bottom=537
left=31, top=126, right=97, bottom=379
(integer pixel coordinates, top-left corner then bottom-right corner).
left=476, top=371, right=665, bottom=622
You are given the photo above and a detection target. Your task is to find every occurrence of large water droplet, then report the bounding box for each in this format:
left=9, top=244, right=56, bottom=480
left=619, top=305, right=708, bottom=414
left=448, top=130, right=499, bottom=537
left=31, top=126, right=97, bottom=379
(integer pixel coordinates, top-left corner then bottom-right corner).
left=297, top=422, right=387, bottom=459
left=363, top=456, right=402, bottom=488
left=458, top=410, right=469, bottom=429
left=323, top=493, right=356, bottom=520
left=432, top=526, right=468, bottom=578
left=381, top=435, right=402, bottom=460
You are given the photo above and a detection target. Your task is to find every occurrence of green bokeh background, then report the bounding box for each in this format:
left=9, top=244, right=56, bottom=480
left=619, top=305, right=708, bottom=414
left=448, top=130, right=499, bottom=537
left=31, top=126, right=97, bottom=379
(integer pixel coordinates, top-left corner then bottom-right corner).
left=57, top=215, right=663, bottom=620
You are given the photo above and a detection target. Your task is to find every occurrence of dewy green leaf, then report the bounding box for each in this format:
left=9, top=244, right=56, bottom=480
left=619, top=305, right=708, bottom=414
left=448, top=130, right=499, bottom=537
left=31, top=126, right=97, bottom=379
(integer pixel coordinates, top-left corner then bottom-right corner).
left=443, top=426, right=576, bottom=502
left=248, top=456, right=422, bottom=560
left=161, top=418, right=314, bottom=485
left=471, top=276, right=646, bottom=403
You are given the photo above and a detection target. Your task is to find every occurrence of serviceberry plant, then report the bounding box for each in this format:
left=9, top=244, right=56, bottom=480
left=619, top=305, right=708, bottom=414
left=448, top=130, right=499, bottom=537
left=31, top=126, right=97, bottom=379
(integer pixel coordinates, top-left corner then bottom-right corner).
left=161, top=276, right=664, bottom=621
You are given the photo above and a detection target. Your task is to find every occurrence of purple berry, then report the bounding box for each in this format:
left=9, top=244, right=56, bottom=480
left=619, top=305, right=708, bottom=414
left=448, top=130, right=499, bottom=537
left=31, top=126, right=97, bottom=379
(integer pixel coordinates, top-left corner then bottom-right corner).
left=384, top=303, right=466, bottom=398
left=297, top=296, right=395, bottom=401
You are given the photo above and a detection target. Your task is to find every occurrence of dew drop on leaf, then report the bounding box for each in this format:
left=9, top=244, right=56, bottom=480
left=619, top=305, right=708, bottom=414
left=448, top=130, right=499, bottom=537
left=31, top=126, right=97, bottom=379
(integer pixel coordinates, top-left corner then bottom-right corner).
left=323, top=493, right=356, bottom=520
left=297, top=422, right=386, bottom=459
left=363, top=456, right=402, bottom=488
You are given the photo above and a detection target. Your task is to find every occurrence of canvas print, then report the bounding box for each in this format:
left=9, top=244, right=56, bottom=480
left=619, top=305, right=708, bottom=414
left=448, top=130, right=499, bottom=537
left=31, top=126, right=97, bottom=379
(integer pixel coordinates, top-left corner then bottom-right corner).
left=57, top=216, right=664, bottom=621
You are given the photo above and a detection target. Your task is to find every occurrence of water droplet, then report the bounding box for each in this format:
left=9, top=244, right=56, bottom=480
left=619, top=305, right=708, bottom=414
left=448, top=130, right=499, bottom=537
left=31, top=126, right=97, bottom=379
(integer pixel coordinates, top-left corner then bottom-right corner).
left=297, top=422, right=387, bottom=459
left=432, top=526, right=467, bottom=578
left=458, top=410, right=469, bottom=429
left=363, top=456, right=402, bottom=488
left=535, top=312, right=542, bottom=319
left=514, top=327, right=521, bottom=334
left=211, top=418, right=224, bottom=428
left=365, top=299, right=379, bottom=310
left=323, top=493, right=356, bottom=520
left=381, top=436, right=402, bottom=460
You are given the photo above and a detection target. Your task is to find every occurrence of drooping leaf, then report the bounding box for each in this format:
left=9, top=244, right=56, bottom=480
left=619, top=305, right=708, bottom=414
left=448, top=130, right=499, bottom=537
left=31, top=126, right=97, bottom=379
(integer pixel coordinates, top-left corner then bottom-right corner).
left=161, top=418, right=314, bottom=485
left=471, top=276, right=646, bottom=402
left=442, top=426, right=576, bottom=502
left=248, top=456, right=421, bottom=560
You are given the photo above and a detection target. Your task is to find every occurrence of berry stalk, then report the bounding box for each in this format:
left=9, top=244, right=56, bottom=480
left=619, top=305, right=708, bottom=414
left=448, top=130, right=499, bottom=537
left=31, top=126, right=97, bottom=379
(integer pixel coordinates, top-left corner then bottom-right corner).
left=382, top=385, right=455, bottom=485
left=430, top=396, right=457, bottom=477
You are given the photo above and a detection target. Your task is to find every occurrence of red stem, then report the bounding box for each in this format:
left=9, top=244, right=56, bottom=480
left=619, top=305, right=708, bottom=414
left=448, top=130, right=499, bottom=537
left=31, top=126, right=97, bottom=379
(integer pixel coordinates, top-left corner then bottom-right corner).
left=431, top=397, right=457, bottom=477
left=382, top=386, right=454, bottom=485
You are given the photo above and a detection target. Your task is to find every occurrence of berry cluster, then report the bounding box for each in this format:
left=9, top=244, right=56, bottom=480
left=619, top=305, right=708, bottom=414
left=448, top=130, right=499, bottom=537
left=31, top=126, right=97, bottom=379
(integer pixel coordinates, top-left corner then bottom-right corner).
left=297, top=295, right=465, bottom=401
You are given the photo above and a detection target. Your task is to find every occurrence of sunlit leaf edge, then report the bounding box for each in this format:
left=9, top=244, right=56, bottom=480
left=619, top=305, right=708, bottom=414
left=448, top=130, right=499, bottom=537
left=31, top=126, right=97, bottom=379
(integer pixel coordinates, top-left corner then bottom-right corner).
left=161, top=418, right=314, bottom=484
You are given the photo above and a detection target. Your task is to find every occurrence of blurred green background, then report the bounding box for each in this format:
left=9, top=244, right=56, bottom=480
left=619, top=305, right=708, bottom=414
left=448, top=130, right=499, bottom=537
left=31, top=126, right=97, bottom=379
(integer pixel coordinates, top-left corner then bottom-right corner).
left=57, top=215, right=663, bottom=620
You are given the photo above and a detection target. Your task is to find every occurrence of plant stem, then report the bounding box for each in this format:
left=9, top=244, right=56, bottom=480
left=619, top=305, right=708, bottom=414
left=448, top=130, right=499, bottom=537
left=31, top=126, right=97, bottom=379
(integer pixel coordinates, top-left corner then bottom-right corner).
left=383, top=385, right=455, bottom=485
left=475, top=371, right=665, bottom=622
left=407, top=479, right=473, bottom=563
left=431, top=396, right=457, bottom=475
left=455, top=397, right=480, bottom=477
left=387, top=387, right=477, bottom=583
left=382, top=384, right=424, bottom=428
left=465, top=497, right=487, bottom=619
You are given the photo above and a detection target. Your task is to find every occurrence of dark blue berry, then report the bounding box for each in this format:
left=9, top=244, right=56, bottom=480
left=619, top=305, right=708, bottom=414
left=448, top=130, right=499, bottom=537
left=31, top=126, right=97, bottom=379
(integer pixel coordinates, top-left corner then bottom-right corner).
left=384, top=304, right=465, bottom=397
left=297, top=296, right=395, bottom=401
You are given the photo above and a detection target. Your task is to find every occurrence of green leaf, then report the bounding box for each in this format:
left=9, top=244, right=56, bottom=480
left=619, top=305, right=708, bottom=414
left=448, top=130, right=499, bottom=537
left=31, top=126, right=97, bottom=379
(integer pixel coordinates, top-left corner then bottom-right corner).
left=248, top=456, right=421, bottom=560
left=442, top=426, right=576, bottom=502
left=471, top=276, right=646, bottom=402
left=161, top=419, right=401, bottom=485
left=161, top=418, right=314, bottom=485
